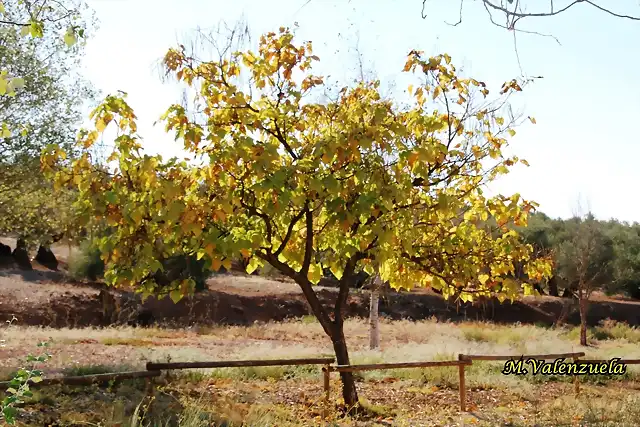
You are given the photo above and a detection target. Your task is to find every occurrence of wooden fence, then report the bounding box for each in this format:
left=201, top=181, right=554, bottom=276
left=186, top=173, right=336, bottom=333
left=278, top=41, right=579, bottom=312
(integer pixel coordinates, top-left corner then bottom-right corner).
left=3, top=352, right=638, bottom=416
left=146, top=357, right=335, bottom=371
left=458, top=352, right=585, bottom=411
left=0, top=370, right=160, bottom=390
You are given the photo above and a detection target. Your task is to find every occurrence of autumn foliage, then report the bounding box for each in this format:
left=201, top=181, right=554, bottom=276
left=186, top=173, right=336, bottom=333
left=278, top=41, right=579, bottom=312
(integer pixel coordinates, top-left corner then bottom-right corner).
left=42, top=27, right=552, bottom=407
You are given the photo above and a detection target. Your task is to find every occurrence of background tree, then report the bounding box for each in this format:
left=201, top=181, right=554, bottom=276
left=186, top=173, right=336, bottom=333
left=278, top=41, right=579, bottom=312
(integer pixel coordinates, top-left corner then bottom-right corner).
left=43, top=27, right=552, bottom=409
left=0, top=0, right=95, bottom=250
left=603, top=220, right=640, bottom=299
left=555, top=212, right=614, bottom=345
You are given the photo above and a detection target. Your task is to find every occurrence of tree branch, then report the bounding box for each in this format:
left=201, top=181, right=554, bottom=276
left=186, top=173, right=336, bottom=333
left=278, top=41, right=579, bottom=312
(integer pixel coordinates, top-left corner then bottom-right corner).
left=258, top=250, right=334, bottom=336
left=300, top=201, right=314, bottom=276
left=274, top=206, right=307, bottom=258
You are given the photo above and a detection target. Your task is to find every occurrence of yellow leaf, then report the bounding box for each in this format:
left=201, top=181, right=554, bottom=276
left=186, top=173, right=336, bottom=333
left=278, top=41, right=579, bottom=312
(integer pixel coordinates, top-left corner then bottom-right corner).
left=64, top=29, right=77, bottom=47
left=222, top=258, right=232, bottom=270
left=528, top=116, right=536, bottom=124
left=170, top=290, right=183, bottom=303
left=459, top=292, right=473, bottom=303
left=407, top=151, right=419, bottom=168
left=478, top=274, right=489, bottom=285
left=433, top=85, right=441, bottom=100
left=204, top=243, right=216, bottom=256
left=96, top=118, right=107, bottom=132
left=308, top=263, right=322, bottom=284
left=507, top=129, right=516, bottom=137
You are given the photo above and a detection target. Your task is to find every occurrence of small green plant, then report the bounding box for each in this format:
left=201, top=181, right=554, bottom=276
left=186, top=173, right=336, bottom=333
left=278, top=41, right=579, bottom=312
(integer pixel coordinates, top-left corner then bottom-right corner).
left=0, top=317, right=51, bottom=425
left=67, top=239, right=105, bottom=281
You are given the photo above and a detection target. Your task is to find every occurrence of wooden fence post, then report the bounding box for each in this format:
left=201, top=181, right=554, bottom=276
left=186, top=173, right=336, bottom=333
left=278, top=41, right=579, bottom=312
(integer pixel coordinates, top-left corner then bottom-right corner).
left=323, top=365, right=331, bottom=419
left=458, top=354, right=467, bottom=412
left=573, top=356, right=580, bottom=395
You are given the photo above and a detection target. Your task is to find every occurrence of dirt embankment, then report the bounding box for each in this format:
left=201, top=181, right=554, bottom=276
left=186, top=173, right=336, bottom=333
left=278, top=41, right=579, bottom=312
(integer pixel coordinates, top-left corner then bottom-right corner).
left=2, top=266, right=640, bottom=329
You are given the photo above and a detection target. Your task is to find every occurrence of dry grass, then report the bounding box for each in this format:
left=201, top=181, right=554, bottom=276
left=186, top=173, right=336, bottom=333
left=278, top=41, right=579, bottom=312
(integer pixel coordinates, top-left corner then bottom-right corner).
left=4, top=317, right=640, bottom=425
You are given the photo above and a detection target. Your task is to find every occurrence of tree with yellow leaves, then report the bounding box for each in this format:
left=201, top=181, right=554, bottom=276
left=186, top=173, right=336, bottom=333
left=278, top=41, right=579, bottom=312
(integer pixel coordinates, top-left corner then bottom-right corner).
left=42, top=27, right=551, bottom=409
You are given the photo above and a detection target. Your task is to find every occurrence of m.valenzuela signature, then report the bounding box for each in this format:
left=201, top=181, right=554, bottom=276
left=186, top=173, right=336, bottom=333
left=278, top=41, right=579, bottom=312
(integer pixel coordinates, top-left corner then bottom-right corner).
left=502, top=357, right=627, bottom=376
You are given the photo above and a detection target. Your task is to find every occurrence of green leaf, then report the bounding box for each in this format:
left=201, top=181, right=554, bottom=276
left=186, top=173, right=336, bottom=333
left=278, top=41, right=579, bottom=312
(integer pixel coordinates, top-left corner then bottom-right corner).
left=105, top=191, right=118, bottom=204
left=9, top=77, right=24, bottom=91
left=0, top=2, right=5, bottom=14
left=64, top=28, right=77, bottom=47
left=459, top=292, right=473, bottom=303
left=3, top=406, right=18, bottom=423
left=2, top=124, right=12, bottom=138
left=246, top=257, right=261, bottom=275
left=28, top=20, right=44, bottom=38
left=0, top=76, right=7, bottom=95
left=169, top=290, right=183, bottom=303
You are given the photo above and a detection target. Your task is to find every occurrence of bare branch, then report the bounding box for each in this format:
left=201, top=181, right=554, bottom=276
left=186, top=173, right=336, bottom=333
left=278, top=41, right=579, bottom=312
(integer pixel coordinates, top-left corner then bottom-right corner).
left=445, top=0, right=464, bottom=26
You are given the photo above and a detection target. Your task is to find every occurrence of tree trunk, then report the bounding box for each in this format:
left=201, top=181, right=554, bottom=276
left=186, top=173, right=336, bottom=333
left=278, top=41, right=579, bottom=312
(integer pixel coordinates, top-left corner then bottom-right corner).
left=548, top=276, right=559, bottom=297
left=579, top=296, right=589, bottom=346
left=369, top=275, right=381, bottom=350
left=331, top=321, right=359, bottom=408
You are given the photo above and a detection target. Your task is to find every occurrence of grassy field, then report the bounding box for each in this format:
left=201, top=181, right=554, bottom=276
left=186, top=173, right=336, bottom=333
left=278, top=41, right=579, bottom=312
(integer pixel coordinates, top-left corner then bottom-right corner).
left=3, top=317, right=640, bottom=426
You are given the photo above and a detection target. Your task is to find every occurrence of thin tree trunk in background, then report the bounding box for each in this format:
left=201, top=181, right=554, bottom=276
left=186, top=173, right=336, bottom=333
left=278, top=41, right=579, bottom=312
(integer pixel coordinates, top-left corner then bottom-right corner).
left=579, top=294, right=589, bottom=346
left=369, top=274, right=381, bottom=350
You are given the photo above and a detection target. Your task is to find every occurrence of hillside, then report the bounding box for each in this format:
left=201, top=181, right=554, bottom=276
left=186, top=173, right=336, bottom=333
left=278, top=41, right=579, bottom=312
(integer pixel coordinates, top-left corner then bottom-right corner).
left=1, top=238, right=640, bottom=329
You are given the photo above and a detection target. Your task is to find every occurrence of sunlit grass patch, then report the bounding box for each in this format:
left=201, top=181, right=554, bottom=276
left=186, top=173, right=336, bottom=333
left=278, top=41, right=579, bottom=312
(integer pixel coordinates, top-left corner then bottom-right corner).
left=563, top=319, right=640, bottom=344
left=177, top=363, right=323, bottom=382
left=61, top=363, right=137, bottom=377
left=101, top=337, right=155, bottom=346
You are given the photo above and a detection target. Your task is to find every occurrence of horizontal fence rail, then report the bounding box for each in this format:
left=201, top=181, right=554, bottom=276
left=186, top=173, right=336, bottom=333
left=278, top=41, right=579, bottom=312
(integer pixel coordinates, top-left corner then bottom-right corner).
left=458, top=352, right=586, bottom=412
left=324, top=359, right=470, bottom=416
left=146, top=357, right=335, bottom=371
left=460, top=352, right=585, bottom=361
left=329, top=360, right=470, bottom=373
left=0, top=370, right=160, bottom=390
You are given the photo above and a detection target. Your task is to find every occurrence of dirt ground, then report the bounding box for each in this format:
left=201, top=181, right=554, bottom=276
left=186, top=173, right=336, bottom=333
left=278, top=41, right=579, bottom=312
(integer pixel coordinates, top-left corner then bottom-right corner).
left=3, top=319, right=640, bottom=426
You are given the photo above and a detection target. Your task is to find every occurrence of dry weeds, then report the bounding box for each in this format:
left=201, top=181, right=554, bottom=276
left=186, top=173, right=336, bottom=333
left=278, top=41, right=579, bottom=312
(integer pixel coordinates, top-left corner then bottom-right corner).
left=3, top=317, right=640, bottom=425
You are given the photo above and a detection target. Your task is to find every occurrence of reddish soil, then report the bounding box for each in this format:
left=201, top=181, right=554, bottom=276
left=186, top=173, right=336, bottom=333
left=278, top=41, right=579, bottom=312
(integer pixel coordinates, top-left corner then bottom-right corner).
left=2, top=264, right=640, bottom=329
left=1, top=236, right=640, bottom=329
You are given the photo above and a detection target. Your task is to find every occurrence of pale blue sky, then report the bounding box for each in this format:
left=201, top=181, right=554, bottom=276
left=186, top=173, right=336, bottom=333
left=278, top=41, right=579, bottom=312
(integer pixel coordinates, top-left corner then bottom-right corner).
left=81, top=0, right=640, bottom=222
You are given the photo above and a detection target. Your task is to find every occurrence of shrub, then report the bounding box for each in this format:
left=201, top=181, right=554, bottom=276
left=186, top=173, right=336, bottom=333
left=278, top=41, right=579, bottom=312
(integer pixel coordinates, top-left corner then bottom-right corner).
left=68, top=240, right=209, bottom=291
left=67, top=239, right=104, bottom=281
